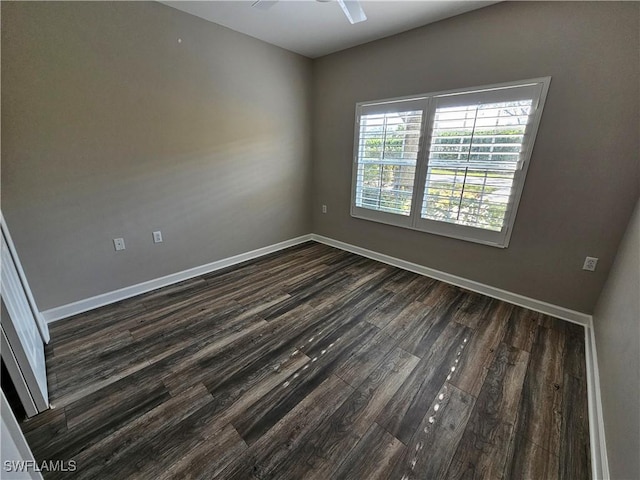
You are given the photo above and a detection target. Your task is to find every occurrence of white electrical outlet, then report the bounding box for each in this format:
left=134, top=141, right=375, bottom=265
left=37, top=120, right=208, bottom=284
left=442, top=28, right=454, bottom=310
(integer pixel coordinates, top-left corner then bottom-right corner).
left=582, top=256, right=598, bottom=271
left=153, top=231, right=163, bottom=243
left=113, top=238, right=125, bottom=251
left=322, top=205, right=327, bottom=214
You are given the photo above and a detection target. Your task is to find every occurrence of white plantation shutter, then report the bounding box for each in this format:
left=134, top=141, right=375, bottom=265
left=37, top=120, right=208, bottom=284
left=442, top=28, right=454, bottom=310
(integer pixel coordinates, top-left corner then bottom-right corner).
left=421, top=98, right=533, bottom=231
left=350, top=79, right=550, bottom=247
left=351, top=99, right=426, bottom=227
left=355, top=110, right=423, bottom=215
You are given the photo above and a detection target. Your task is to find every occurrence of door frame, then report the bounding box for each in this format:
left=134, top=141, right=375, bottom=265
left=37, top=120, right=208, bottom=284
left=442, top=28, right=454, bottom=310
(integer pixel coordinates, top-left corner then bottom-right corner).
left=0, top=213, right=50, bottom=415
left=0, top=213, right=49, bottom=344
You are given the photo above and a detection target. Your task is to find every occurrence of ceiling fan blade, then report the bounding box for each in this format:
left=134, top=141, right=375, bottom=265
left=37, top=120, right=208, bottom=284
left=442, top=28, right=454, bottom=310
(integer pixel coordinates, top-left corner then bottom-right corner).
left=337, top=0, right=367, bottom=24
left=252, top=0, right=278, bottom=11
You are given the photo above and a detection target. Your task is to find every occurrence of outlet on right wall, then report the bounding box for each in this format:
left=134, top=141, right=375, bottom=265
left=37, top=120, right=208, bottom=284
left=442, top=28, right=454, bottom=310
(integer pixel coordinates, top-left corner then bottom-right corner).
left=593, top=198, right=640, bottom=480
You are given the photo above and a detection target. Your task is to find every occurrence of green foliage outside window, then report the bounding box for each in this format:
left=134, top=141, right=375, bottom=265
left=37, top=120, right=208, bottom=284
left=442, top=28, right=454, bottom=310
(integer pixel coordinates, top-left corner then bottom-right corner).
left=359, top=127, right=520, bottom=229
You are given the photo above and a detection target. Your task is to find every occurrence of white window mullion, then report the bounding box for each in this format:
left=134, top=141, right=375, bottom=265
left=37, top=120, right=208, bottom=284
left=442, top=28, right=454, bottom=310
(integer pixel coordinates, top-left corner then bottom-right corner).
left=408, top=98, right=432, bottom=229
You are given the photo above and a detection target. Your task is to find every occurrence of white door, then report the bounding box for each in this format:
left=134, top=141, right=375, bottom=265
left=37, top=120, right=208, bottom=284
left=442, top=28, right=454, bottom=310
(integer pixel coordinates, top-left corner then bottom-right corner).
left=1, top=229, right=49, bottom=414
left=1, top=213, right=49, bottom=344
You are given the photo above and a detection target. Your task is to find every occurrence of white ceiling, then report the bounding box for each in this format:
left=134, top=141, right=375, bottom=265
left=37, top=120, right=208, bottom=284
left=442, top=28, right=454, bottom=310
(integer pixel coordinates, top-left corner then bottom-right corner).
left=161, top=1, right=498, bottom=58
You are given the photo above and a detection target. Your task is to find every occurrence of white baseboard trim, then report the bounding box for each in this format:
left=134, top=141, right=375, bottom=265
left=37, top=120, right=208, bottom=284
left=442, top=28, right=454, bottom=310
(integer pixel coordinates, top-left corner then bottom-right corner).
left=43, top=232, right=593, bottom=327
left=310, top=234, right=593, bottom=327
left=585, top=323, right=610, bottom=480
left=42, top=234, right=313, bottom=323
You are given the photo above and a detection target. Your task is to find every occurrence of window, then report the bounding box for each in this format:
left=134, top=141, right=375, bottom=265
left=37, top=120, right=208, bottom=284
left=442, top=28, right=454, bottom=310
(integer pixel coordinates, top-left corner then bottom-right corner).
left=350, top=78, right=550, bottom=247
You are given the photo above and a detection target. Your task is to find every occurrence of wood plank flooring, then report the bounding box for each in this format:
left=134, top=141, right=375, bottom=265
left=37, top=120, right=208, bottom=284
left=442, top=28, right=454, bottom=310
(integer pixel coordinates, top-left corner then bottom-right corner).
left=20, top=242, right=591, bottom=479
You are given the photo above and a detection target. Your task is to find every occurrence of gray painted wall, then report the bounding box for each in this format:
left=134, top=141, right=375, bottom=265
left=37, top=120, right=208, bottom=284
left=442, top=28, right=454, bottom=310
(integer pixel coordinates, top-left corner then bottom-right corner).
left=1, top=2, right=313, bottom=310
left=2, top=2, right=639, bottom=316
left=312, top=1, right=640, bottom=313
left=593, top=199, right=640, bottom=480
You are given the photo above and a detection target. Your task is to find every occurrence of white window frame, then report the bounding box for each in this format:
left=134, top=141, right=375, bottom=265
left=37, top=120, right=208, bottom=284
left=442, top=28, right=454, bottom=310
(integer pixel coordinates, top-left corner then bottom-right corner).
left=350, top=77, right=551, bottom=248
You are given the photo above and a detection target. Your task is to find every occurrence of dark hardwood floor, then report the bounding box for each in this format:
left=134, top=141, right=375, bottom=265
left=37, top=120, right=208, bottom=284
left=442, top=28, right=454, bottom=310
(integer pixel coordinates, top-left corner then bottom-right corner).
left=21, top=242, right=591, bottom=479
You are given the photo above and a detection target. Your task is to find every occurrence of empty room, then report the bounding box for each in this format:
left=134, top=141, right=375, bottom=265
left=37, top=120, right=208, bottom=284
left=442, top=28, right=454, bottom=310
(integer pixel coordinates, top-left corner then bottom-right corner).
left=1, top=1, right=638, bottom=479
